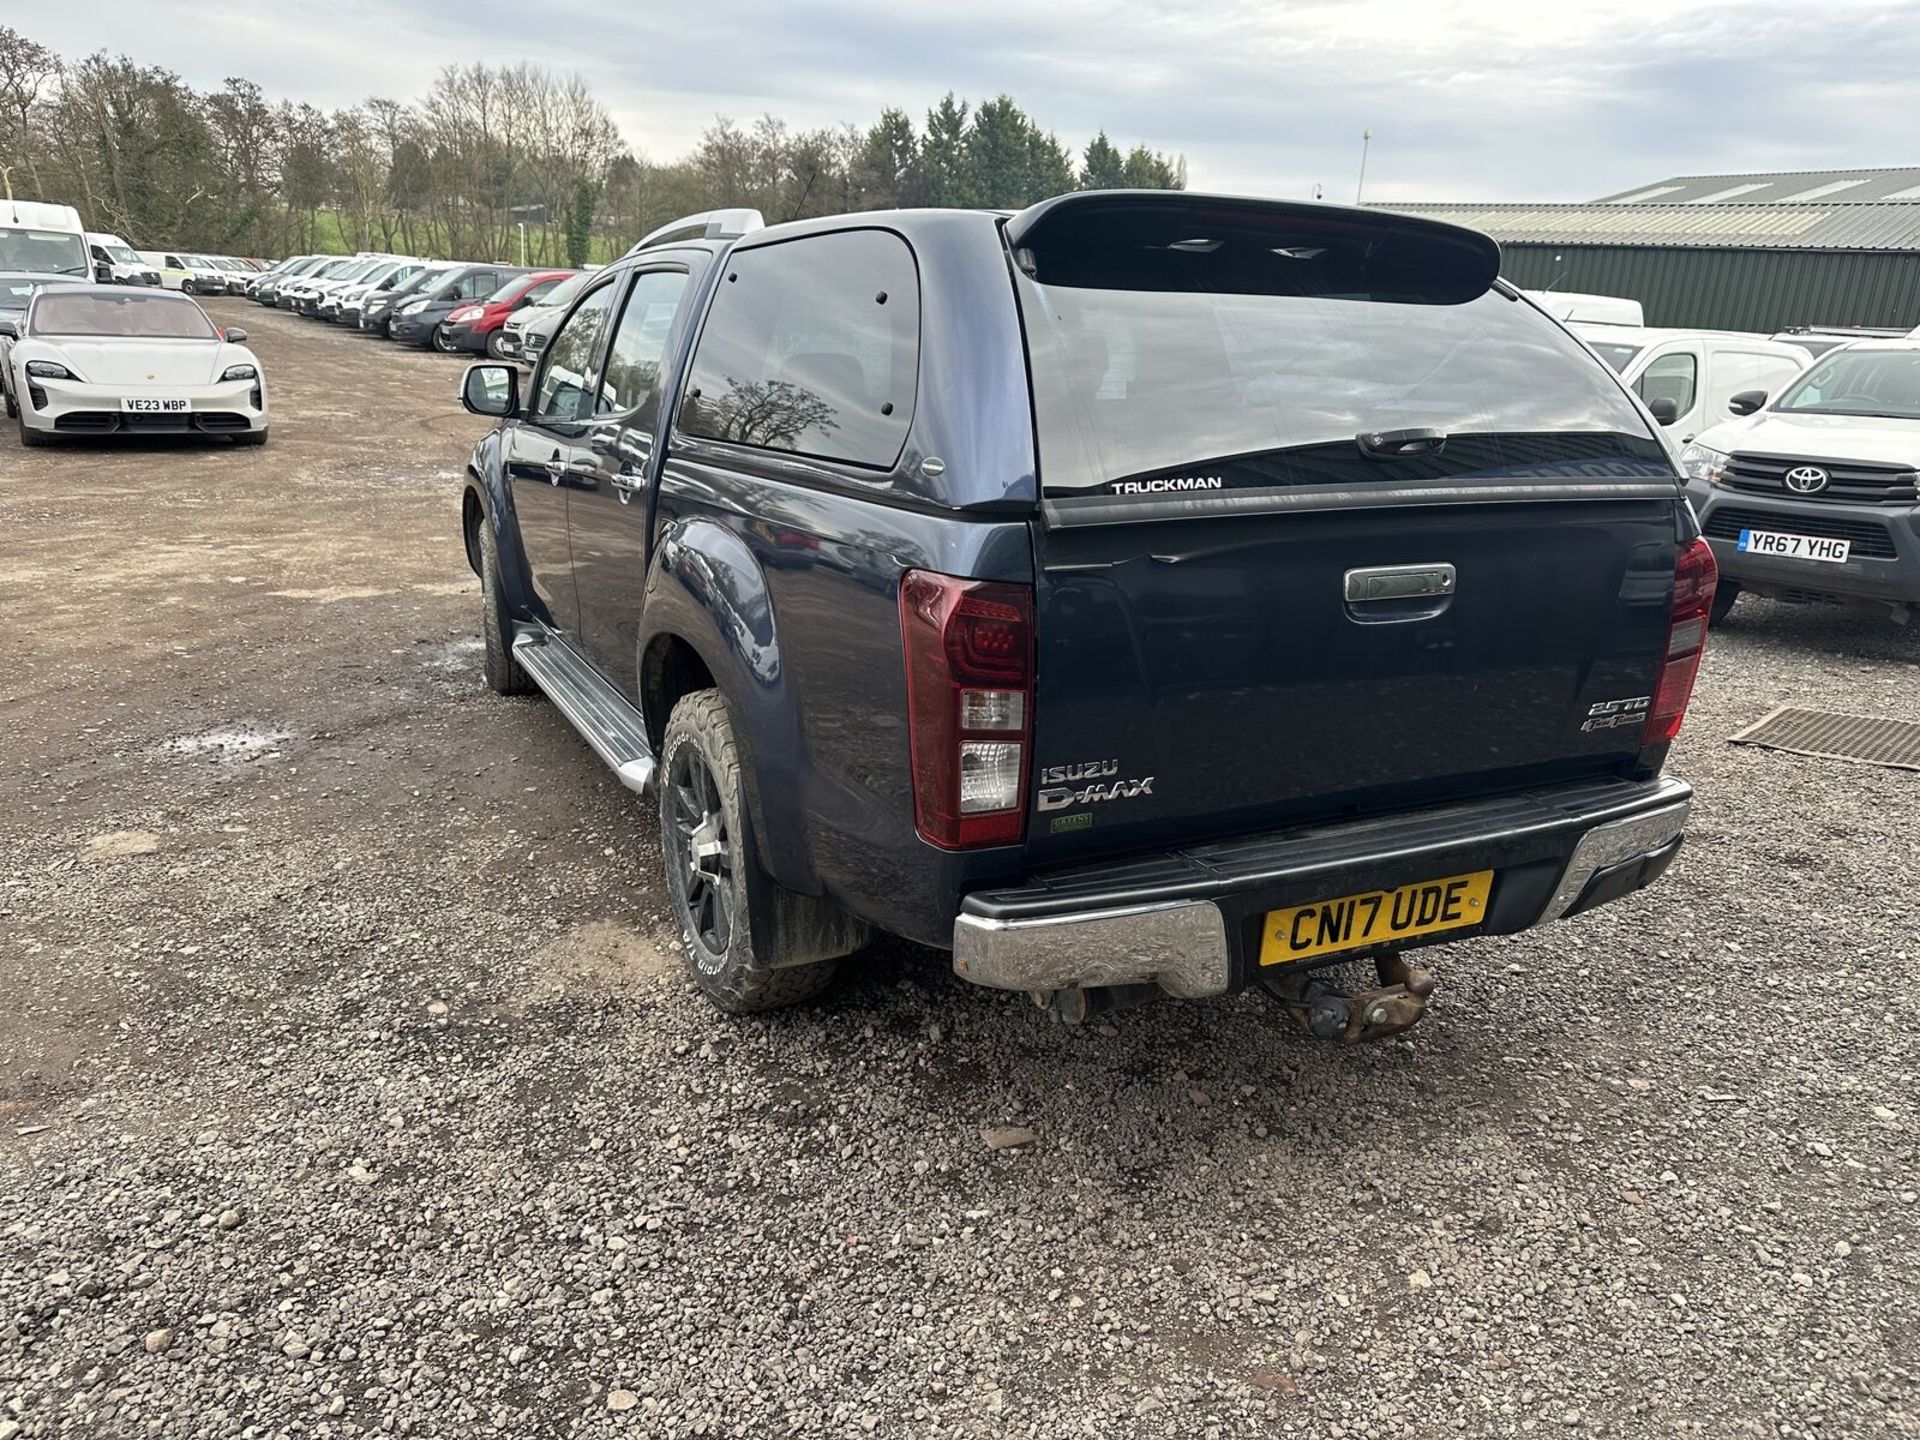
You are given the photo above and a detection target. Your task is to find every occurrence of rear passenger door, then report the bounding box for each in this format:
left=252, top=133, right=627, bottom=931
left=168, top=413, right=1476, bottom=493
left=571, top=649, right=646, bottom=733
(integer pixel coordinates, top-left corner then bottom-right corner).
left=570, top=262, right=703, bottom=698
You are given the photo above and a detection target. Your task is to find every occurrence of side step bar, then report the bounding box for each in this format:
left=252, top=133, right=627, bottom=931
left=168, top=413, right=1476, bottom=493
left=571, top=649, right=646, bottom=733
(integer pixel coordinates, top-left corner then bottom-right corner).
left=510, top=627, right=656, bottom=794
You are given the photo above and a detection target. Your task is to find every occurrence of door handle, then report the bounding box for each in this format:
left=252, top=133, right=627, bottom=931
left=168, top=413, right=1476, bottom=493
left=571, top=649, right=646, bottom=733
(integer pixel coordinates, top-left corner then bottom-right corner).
left=1344, top=563, right=1455, bottom=602
left=611, top=469, right=644, bottom=505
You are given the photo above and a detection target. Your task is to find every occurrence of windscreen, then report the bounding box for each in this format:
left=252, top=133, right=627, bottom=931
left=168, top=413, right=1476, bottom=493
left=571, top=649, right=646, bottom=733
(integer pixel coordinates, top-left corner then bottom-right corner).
left=1018, top=273, right=1669, bottom=498
left=100, top=242, right=141, bottom=263
left=536, top=270, right=592, bottom=310
left=1, top=277, right=82, bottom=310
left=0, top=227, right=89, bottom=275
left=1774, top=349, right=1920, bottom=420
left=385, top=267, right=442, bottom=299
left=1588, top=341, right=1644, bottom=373
left=418, top=269, right=471, bottom=301
left=32, top=291, right=216, bottom=339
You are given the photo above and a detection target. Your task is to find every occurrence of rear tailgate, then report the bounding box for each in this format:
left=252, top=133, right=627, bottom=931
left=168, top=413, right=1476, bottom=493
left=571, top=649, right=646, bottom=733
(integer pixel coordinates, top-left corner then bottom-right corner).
left=1027, top=498, right=1678, bottom=860
left=1007, top=194, right=1685, bottom=862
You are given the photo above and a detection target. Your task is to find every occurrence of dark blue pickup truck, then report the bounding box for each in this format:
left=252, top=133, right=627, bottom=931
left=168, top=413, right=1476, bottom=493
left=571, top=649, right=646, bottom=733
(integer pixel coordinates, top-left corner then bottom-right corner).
left=458, top=191, right=1712, bottom=1034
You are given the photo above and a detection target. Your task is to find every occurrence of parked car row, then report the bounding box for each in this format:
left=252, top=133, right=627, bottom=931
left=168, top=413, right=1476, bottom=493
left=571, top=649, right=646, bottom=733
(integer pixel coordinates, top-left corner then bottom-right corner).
left=130, top=250, right=267, bottom=295
left=240, top=252, right=579, bottom=356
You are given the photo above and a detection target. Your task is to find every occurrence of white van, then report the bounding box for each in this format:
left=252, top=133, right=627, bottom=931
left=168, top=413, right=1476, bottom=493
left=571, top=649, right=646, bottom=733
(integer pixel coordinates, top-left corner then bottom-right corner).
left=1524, top=289, right=1645, bottom=326
left=138, top=250, right=230, bottom=294
left=0, top=199, right=90, bottom=279
left=1573, top=325, right=1815, bottom=444
left=86, top=232, right=162, bottom=286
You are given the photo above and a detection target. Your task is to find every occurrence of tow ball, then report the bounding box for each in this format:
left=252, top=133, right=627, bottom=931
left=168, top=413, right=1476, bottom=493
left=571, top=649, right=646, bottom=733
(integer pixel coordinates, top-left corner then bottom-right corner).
left=1257, top=951, right=1437, bottom=1044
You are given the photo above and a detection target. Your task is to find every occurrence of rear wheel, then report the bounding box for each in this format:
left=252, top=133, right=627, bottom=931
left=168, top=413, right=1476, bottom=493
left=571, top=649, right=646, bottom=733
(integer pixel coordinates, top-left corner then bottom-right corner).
left=661, top=690, right=839, bottom=1013
left=1710, top=581, right=1740, bottom=626
left=478, top=515, right=536, bottom=696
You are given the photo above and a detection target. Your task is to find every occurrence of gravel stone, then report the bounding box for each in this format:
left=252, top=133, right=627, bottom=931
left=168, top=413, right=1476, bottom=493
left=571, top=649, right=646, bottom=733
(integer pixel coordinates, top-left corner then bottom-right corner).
left=981, top=1124, right=1038, bottom=1150
left=2, top=302, right=1917, bottom=1439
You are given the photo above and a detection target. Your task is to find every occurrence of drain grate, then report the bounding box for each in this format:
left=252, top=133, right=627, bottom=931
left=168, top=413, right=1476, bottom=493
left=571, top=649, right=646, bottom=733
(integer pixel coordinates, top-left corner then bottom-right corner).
left=1730, top=705, right=1920, bottom=771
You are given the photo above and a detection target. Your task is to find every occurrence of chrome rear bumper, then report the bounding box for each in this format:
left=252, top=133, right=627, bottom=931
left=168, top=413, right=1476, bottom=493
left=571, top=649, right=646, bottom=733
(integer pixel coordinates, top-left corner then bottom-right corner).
left=952, top=778, right=1692, bottom=998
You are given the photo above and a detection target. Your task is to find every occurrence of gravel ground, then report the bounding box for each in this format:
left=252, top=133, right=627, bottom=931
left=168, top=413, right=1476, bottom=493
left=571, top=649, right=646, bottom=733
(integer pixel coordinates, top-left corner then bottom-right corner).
left=3, top=300, right=1918, bottom=1439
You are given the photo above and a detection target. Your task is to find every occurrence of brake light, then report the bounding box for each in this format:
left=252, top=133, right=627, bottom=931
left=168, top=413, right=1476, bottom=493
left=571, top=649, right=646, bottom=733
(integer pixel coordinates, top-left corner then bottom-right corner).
left=1644, top=538, right=1717, bottom=746
left=899, top=570, right=1034, bottom=849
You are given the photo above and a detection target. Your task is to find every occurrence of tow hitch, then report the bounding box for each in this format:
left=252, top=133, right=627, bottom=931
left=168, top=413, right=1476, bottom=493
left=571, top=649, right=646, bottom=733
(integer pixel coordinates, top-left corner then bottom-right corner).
left=1257, top=951, right=1436, bottom=1044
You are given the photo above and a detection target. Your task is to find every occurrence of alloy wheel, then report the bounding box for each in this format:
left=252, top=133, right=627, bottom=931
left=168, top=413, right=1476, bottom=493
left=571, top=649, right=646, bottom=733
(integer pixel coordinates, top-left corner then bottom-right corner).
left=667, top=743, right=734, bottom=967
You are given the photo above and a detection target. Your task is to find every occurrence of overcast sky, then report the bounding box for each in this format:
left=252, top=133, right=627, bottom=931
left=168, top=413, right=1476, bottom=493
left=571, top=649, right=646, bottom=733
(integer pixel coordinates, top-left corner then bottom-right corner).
left=25, top=0, right=1919, bottom=202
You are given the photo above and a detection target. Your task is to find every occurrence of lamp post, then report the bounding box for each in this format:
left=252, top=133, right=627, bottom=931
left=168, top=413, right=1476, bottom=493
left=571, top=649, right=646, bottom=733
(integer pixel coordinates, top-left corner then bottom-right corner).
left=518, top=221, right=527, bottom=267
left=1356, top=129, right=1372, bottom=204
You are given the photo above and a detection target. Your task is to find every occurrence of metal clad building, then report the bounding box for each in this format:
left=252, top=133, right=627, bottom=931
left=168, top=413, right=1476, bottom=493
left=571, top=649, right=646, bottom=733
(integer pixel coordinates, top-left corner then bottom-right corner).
left=1383, top=169, right=1920, bottom=333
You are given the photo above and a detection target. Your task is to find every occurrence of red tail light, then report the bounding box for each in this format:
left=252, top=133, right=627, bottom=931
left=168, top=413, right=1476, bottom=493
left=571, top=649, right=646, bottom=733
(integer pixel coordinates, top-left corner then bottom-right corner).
left=899, top=570, right=1034, bottom=849
left=1644, top=538, right=1717, bottom=746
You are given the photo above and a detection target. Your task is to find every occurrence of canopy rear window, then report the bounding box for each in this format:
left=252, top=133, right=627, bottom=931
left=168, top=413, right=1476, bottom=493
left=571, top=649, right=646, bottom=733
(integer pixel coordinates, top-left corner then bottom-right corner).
left=1010, top=198, right=1668, bottom=503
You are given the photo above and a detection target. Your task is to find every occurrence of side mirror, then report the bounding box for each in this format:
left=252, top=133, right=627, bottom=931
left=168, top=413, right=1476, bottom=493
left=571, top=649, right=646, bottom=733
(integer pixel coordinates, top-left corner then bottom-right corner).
left=461, top=362, right=520, bottom=418
left=1646, top=396, right=1680, bottom=426
left=0, top=316, right=17, bottom=339
left=1729, top=390, right=1767, bottom=416
left=95, top=265, right=114, bottom=283
left=223, top=326, right=248, bottom=343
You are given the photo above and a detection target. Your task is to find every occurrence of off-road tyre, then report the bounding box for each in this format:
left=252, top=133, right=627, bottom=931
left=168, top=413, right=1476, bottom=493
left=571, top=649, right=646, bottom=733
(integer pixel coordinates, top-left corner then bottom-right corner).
left=478, top=514, right=536, bottom=696
left=661, top=689, right=839, bottom=1013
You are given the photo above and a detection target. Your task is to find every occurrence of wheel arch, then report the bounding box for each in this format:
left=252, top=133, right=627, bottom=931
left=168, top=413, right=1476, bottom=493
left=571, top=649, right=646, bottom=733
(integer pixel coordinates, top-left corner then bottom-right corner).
left=462, top=438, right=536, bottom=616
left=638, top=515, right=814, bottom=893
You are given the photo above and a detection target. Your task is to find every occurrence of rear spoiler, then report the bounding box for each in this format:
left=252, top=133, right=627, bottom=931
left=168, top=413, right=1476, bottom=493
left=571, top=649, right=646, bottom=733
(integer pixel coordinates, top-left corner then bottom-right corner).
left=1003, top=191, right=1502, bottom=305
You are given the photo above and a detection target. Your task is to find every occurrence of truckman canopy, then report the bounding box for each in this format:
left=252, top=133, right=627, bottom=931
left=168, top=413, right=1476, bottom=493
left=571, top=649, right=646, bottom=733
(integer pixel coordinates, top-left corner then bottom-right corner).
left=1006, top=195, right=1669, bottom=507
left=1004, top=192, right=1502, bottom=304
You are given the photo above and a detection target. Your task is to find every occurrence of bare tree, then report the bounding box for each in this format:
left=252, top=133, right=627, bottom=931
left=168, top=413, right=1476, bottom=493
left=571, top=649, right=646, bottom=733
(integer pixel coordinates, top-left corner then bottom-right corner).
left=0, top=26, right=59, bottom=197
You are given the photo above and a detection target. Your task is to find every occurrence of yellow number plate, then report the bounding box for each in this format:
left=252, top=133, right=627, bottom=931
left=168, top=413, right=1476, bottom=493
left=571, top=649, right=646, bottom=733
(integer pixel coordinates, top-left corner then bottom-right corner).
left=1259, top=870, right=1493, bottom=967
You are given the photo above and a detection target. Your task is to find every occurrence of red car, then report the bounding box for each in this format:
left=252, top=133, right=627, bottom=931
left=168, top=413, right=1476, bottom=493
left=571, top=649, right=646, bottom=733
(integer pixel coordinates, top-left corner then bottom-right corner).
left=439, top=270, right=575, bottom=358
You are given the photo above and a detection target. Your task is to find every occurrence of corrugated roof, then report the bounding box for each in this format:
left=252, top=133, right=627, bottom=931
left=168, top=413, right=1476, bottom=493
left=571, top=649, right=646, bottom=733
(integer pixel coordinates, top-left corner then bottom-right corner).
left=1376, top=202, right=1920, bottom=253
left=1593, top=168, right=1920, bottom=205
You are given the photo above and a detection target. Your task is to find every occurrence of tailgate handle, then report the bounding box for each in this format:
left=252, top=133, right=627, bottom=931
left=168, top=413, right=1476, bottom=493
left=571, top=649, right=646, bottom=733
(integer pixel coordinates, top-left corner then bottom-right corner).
left=1344, top=563, right=1455, bottom=603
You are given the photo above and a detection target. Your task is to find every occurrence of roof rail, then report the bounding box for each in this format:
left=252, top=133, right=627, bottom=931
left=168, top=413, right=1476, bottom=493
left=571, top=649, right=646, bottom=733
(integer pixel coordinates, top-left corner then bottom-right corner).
left=627, top=208, right=765, bottom=255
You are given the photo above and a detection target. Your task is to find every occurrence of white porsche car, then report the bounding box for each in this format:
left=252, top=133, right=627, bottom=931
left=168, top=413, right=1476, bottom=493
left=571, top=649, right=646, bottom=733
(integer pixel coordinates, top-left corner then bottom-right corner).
left=1, top=285, right=268, bottom=447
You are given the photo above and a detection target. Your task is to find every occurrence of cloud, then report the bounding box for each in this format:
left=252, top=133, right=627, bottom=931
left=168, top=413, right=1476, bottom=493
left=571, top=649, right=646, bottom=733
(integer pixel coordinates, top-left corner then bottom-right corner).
left=23, top=0, right=1920, bottom=202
